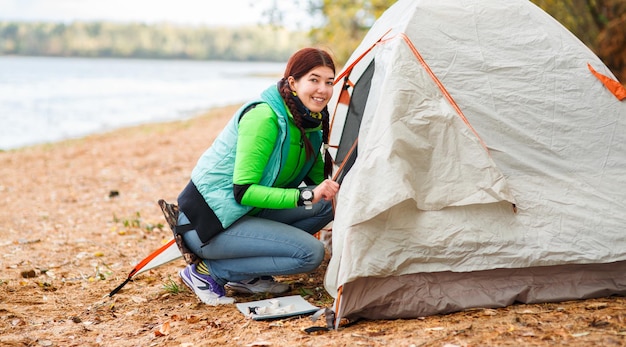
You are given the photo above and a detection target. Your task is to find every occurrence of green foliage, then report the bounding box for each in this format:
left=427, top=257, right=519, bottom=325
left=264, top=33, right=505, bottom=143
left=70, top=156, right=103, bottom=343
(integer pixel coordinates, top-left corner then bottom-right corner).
left=531, top=0, right=600, bottom=46
left=112, top=212, right=145, bottom=232
left=145, top=222, right=165, bottom=231
left=301, top=0, right=624, bottom=80
left=112, top=212, right=164, bottom=232
left=530, top=0, right=626, bottom=80
left=94, top=263, right=113, bottom=281
left=298, top=286, right=314, bottom=297
left=162, top=276, right=184, bottom=294
left=0, top=21, right=310, bottom=61
left=113, top=212, right=142, bottom=229
left=123, top=212, right=142, bottom=229
left=307, top=0, right=396, bottom=65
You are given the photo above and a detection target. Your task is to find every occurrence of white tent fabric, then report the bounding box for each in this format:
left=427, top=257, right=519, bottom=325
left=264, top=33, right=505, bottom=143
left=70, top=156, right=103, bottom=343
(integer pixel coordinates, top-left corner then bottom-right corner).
left=135, top=239, right=181, bottom=276
left=325, top=0, right=626, bottom=323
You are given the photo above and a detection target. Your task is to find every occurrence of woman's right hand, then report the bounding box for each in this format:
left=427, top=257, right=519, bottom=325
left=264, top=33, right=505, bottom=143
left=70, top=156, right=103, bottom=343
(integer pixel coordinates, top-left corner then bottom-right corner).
left=312, top=179, right=340, bottom=204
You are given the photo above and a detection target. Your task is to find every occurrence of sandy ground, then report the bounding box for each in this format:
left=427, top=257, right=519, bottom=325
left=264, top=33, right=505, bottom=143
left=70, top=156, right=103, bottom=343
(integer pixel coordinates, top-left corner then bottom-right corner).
left=1, top=105, right=625, bottom=347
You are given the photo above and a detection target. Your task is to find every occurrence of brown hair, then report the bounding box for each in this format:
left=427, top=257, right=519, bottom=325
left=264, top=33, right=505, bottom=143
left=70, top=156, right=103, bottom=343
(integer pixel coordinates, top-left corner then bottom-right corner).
left=279, top=47, right=336, bottom=179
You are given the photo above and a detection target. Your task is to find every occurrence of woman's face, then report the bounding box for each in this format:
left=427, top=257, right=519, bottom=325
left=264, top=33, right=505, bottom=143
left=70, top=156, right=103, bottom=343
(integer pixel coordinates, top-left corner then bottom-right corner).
left=288, top=66, right=335, bottom=113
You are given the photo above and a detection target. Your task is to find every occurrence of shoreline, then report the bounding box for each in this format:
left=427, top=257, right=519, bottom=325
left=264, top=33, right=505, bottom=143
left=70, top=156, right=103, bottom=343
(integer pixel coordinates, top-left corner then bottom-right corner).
left=0, top=104, right=242, bottom=154
left=1, top=56, right=285, bottom=153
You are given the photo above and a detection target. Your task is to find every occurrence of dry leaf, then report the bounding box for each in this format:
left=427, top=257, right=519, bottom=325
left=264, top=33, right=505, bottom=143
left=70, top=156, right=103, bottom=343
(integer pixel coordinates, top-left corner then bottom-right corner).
left=155, top=321, right=171, bottom=337
left=21, top=269, right=37, bottom=278
left=186, top=315, right=200, bottom=324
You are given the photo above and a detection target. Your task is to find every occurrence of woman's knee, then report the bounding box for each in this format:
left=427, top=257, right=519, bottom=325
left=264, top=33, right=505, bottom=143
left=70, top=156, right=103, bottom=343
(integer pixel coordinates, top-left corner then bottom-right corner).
left=301, top=239, right=325, bottom=272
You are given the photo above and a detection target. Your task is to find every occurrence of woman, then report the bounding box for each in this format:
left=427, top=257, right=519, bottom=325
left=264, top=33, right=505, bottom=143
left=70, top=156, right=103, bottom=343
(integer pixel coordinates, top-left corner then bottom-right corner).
left=176, top=47, right=340, bottom=305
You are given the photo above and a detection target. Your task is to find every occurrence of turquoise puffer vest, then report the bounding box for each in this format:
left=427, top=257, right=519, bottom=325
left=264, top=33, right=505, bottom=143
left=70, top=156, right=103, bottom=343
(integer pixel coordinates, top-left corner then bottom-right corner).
left=190, top=85, right=322, bottom=229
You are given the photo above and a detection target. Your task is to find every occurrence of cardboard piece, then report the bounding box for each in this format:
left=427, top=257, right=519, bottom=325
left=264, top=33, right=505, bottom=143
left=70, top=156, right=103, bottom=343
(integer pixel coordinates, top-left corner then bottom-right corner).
left=235, top=295, right=319, bottom=320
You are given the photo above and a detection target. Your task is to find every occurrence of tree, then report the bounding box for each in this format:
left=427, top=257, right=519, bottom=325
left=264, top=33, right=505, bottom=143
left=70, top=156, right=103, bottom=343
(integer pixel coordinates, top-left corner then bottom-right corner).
left=0, top=21, right=308, bottom=61
left=307, top=0, right=393, bottom=64
left=591, top=0, right=626, bottom=82
left=531, top=0, right=626, bottom=81
left=283, top=0, right=625, bottom=82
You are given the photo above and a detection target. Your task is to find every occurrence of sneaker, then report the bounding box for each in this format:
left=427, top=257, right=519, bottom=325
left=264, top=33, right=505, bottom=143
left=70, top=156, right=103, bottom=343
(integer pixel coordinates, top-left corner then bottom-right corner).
left=225, top=276, right=290, bottom=294
left=179, top=264, right=235, bottom=305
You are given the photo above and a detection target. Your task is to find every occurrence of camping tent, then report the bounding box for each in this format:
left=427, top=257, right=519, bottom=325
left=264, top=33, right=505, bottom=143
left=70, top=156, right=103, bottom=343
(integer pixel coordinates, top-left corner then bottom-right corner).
left=325, top=0, right=626, bottom=326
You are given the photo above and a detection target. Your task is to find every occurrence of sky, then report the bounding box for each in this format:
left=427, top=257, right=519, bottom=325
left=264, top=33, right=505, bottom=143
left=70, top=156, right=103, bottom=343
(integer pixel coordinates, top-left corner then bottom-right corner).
left=0, top=0, right=311, bottom=28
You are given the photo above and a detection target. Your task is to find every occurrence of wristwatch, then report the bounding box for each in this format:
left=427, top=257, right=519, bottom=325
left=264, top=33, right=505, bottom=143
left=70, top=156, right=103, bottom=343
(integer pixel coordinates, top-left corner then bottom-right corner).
left=300, top=188, right=314, bottom=209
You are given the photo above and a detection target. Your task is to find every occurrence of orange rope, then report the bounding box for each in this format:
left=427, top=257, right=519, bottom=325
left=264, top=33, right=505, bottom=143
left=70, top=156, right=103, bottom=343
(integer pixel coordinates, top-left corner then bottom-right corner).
left=397, top=33, right=490, bottom=153
left=329, top=29, right=393, bottom=141
left=331, top=138, right=358, bottom=183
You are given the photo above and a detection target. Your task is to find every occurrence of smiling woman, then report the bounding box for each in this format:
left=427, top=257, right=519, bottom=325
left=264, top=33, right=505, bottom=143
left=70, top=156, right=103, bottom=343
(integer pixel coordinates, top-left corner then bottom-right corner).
left=169, top=47, right=340, bottom=306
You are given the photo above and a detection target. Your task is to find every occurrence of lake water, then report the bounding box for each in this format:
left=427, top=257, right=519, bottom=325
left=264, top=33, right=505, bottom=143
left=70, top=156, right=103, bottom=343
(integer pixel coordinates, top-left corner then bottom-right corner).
left=0, top=56, right=285, bottom=150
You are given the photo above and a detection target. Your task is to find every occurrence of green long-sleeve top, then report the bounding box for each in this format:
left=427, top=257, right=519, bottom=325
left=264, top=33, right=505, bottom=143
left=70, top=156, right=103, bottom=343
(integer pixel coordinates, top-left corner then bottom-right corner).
left=234, top=102, right=325, bottom=210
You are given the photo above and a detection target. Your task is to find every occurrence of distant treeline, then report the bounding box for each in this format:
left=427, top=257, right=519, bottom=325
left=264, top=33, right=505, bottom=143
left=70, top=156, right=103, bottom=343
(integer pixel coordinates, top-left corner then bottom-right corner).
left=0, top=21, right=310, bottom=61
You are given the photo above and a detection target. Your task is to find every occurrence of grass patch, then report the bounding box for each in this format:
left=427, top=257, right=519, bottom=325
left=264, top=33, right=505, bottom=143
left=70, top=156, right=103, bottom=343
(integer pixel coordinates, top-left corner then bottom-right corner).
left=162, top=276, right=185, bottom=294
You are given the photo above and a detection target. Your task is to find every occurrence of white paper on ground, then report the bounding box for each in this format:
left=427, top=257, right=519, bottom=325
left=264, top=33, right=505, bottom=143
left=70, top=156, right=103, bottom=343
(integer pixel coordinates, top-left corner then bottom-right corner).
left=235, top=295, right=319, bottom=320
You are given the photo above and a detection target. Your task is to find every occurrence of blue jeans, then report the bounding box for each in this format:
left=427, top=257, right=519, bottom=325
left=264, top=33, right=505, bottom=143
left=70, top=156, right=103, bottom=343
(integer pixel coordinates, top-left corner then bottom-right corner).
left=180, top=199, right=333, bottom=286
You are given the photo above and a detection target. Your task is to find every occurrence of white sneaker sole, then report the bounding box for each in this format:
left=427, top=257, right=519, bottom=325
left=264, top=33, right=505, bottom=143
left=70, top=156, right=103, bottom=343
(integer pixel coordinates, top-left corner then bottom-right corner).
left=179, top=271, right=235, bottom=306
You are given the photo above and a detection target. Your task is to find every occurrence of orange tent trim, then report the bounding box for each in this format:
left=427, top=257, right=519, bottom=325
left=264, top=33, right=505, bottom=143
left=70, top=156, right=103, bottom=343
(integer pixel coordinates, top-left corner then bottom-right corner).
left=588, top=63, right=626, bottom=101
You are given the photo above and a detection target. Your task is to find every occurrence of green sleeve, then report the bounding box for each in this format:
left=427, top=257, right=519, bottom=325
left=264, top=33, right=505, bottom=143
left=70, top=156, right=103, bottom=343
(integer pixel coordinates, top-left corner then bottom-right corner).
left=233, top=104, right=300, bottom=209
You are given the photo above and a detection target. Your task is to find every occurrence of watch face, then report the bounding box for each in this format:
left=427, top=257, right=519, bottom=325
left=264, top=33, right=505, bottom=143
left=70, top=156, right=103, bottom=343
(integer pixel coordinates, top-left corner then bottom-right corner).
left=302, top=190, right=313, bottom=200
